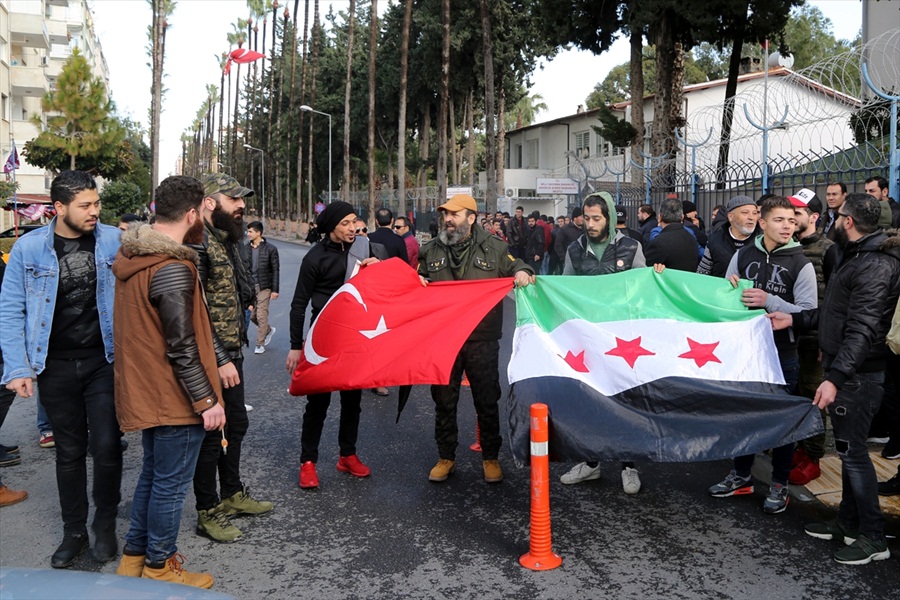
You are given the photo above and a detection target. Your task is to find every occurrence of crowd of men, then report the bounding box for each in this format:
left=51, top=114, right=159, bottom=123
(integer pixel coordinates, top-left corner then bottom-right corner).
left=1, top=170, right=899, bottom=589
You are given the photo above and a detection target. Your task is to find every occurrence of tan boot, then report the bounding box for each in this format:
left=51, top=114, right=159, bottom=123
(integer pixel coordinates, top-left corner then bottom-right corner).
left=428, top=459, right=455, bottom=482
left=483, top=460, right=503, bottom=483
left=141, top=553, right=213, bottom=589
left=0, top=485, right=28, bottom=507
left=116, top=554, right=145, bottom=577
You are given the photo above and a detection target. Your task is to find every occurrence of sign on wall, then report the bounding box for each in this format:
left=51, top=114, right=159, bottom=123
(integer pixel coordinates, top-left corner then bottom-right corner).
left=536, top=178, right=579, bottom=195
left=447, top=186, right=474, bottom=199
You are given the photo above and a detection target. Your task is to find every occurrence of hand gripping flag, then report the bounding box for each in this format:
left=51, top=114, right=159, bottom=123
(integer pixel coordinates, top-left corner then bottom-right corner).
left=507, top=268, right=823, bottom=464
left=289, top=258, right=513, bottom=399
left=224, top=48, right=265, bottom=75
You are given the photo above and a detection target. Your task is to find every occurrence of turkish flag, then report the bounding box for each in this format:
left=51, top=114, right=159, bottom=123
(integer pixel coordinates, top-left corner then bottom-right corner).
left=289, top=258, right=513, bottom=397
left=224, top=48, right=265, bottom=75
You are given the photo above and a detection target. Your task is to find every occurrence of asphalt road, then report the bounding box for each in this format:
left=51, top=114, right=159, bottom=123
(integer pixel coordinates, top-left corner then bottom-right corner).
left=1, top=237, right=897, bottom=599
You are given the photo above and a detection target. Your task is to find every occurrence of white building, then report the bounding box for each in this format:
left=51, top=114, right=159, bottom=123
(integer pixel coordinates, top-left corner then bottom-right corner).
left=1, top=0, right=109, bottom=231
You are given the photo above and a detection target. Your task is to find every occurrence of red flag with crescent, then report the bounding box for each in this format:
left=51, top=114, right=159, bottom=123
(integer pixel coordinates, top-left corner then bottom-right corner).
left=224, top=48, right=265, bottom=75
left=289, top=258, right=513, bottom=396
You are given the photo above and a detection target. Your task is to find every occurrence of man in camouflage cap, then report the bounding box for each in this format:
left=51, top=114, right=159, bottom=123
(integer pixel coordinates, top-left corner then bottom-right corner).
left=189, top=173, right=273, bottom=543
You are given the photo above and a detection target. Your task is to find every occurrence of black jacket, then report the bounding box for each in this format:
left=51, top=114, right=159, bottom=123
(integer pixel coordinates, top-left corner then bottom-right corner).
left=368, top=227, right=409, bottom=263
left=525, top=225, right=544, bottom=260
left=555, top=222, right=582, bottom=262
left=644, top=223, right=700, bottom=272
left=796, top=230, right=900, bottom=388
left=507, top=216, right=527, bottom=249
left=697, top=226, right=755, bottom=277
left=242, top=238, right=280, bottom=293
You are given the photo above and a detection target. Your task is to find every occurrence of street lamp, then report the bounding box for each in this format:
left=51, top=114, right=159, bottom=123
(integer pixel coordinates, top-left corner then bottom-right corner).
left=243, top=144, right=265, bottom=224
left=299, top=104, right=332, bottom=204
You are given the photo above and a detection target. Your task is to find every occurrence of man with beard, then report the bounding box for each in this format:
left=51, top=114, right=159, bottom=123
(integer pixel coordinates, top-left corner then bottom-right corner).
left=525, top=212, right=545, bottom=273
left=190, top=174, right=272, bottom=544
left=697, top=195, right=759, bottom=277
left=560, top=191, right=646, bottom=494
left=1, top=170, right=122, bottom=568
left=418, top=194, right=534, bottom=484
left=112, top=176, right=224, bottom=588
left=555, top=206, right=583, bottom=269
left=769, top=192, right=900, bottom=564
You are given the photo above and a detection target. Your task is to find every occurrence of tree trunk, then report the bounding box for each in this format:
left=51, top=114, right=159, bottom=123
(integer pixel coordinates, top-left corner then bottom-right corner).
left=467, top=87, right=475, bottom=186
left=306, top=0, right=321, bottom=219
left=449, top=95, right=457, bottom=186
left=629, top=25, right=645, bottom=183
left=292, top=0, right=307, bottom=218
left=149, top=0, right=166, bottom=198
left=276, top=8, right=289, bottom=216
left=218, top=56, right=226, bottom=163
left=417, top=106, right=430, bottom=213
left=232, top=62, right=242, bottom=167
left=651, top=12, right=677, bottom=191
left=397, top=0, right=412, bottom=217
left=437, top=0, right=450, bottom=201
left=479, top=0, right=496, bottom=212
left=343, top=0, right=357, bottom=201
left=496, top=86, right=505, bottom=207
left=367, top=0, right=378, bottom=223
left=716, top=2, right=748, bottom=188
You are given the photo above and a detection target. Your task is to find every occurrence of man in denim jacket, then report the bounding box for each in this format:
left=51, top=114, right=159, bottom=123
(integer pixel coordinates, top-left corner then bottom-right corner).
left=0, top=171, right=122, bottom=569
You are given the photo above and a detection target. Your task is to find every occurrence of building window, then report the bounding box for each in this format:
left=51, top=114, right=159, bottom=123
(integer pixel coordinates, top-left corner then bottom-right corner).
left=525, top=139, right=539, bottom=168
left=596, top=134, right=624, bottom=158
left=574, top=131, right=590, bottom=158
left=516, top=144, right=523, bottom=169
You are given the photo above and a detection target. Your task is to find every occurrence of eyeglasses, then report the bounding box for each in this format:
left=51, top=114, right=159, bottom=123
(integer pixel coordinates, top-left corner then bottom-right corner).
left=355, top=227, right=367, bottom=234
left=837, top=213, right=850, bottom=219
left=393, top=225, right=404, bottom=230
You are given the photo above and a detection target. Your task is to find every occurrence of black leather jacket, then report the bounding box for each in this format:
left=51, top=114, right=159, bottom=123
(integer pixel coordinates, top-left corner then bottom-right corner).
left=242, top=238, right=280, bottom=293
left=795, top=230, right=900, bottom=388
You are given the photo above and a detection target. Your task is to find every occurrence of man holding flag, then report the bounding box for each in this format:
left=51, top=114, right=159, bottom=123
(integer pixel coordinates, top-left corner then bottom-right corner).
left=418, top=194, right=534, bottom=484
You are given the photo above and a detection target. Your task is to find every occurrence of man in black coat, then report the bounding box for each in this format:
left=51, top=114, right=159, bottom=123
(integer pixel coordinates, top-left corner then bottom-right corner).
left=644, top=198, right=700, bottom=271
left=367, top=208, right=409, bottom=264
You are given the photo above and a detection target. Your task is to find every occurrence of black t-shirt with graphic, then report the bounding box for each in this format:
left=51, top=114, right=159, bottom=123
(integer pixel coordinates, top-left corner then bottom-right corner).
left=48, top=234, right=105, bottom=359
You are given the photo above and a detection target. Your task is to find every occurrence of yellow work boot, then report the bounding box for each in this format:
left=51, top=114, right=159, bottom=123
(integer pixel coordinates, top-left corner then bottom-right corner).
left=141, top=553, right=213, bottom=589
left=428, top=459, right=455, bottom=482
left=483, top=460, right=503, bottom=483
left=115, top=553, right=145, bottom=577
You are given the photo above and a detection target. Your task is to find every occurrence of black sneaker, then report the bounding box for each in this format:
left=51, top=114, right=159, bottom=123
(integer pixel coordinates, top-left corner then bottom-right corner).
left=0, top=451, right=21, bottom=467
left=833, top=535, right=890, bottom=565
left=878, top=471, right=900, bottom=496
left=881, top=437, right=900, bottom=460
left=0, top=443, right=20, bottom=455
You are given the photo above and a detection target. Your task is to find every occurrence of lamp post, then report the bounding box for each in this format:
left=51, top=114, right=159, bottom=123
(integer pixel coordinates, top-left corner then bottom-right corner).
left=243, top=144, right=265, bottom=223
left=299, top=104, right=332, bottom=204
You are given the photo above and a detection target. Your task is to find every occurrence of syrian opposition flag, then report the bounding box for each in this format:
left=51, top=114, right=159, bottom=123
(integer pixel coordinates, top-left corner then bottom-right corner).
left=507, top=268, right=822, bottom=465
left=289, top=258, right=513, bottom=397
left=224, top=48, right=265, bottom=75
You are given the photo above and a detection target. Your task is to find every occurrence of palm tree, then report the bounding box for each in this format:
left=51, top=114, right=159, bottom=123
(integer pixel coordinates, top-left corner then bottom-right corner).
left=229, top=19, right=248, bottom=166
left=342, top=0, right=356, bottom=200
left=216, top=52, right=228, bottom=160
left=293, top=0, right=310, bottom=218
left=306, top=0, right=321, bottom=216
left=436, top=0, right=449, bottom=200
left=367, top=0, right=378, bottom=221
left=148, top=0, right=175, bottom=200
left=480, top=0, right=497, bottom=211
left=396, top=0, right=412, bottom=216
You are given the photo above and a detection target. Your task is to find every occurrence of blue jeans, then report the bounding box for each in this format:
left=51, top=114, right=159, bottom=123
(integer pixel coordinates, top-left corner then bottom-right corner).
left=831, top=371, right=885, bottom=541
left=37, top=356, right=121, bottom=533
left=37, top=395, right=51, bottom=434
left=125, top=424, right=205, bottom=563
left=734, top=353, right=799, bottom=485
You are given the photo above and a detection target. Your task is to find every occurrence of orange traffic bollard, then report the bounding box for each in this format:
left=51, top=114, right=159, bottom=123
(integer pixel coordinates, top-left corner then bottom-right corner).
left=470, top=421, right=482, bottom=452
left=519, top=402, right=562, bottom=571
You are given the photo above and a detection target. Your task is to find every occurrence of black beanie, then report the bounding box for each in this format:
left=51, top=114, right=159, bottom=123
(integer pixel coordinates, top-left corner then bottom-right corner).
left=571, top=206, right=583, bottom=219
left=316, top=201, right=355, bottom=234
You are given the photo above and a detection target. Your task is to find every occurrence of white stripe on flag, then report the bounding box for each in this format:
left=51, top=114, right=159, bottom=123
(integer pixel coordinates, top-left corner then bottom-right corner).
left=508, top=315, right=785, bottom=396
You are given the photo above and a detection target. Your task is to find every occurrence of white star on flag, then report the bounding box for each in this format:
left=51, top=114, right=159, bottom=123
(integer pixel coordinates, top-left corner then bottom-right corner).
left=359, top=315, right=390, bottom=339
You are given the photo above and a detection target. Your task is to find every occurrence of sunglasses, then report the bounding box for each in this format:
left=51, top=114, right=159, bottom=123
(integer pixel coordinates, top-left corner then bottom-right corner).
left=355, top=227, right=367, bottom=234
left=393, top=225, right=405, bottom=230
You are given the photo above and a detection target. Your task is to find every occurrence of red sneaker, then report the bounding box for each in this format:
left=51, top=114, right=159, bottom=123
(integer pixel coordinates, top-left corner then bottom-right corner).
left=336, top=454, right=371, bottom=478
left=789, top=457, right=821, bottom=485
left=299, top=461, right=319, bottom=489
left=791, top=446, right=809, bottom=469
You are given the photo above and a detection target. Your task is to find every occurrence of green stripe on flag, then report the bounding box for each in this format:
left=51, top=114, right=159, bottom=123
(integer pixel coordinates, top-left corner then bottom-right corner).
left=515, top=268, right=762, bottom=330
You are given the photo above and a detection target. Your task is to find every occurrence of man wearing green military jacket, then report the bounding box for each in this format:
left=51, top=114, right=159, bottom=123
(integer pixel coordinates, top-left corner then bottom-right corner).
left=190, top=174, right=273, bottom=543
left=418, top=194, right=534, bottom=484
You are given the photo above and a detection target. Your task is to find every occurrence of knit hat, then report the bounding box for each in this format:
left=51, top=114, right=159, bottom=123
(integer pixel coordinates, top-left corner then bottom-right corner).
left=615, top=205, right=627, bottom=223
left=571, top=206, right=583, bottom=219
left=726, top=195, right=756, bottom=212
left=682, top=200, right=697, bottom=214
left=315, top=201, right=356, bottom=234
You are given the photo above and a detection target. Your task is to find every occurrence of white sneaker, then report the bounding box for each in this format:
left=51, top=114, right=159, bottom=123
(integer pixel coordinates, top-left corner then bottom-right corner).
left=560, top=462, right=601, bottom=485
left=244, top=404, right=253, bottom=412
left=621, top=466, right=641, bottom=495
left=254, top=345, right=265, bottom=354
left=264, top=326, right=276, bottom=346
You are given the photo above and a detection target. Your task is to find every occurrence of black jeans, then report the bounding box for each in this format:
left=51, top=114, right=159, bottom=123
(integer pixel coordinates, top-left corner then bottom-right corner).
left=431, top=340, right=502, bottom=461
left=37, top=356, right=122, bottom=534
left=193, top=357, right=249, bottom=511
left=832, top=371, right=886, bottom=541
left=300, top=390, right=362, bottom=464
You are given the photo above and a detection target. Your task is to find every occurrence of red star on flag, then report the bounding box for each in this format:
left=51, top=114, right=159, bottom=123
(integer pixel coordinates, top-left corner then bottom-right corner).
left=678, top=338, right=722, bottom=368
left=559, top=350, right=589, bottom=373
left=604, top=337, right=655, bottom=368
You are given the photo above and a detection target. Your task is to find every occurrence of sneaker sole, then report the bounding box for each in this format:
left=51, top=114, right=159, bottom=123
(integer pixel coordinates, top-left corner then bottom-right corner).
left=763, top=496, right=789, bottom=514
left=882, top=451, right=900, bottom=460
left=709, top=486, right=754, bottom=498
left=833, top=549, right=890, bottom=565
left=560, top=472, right=601, bottom=485
left=195, top=526, right=242, bottom=543
left=805, top=530, right=857, bottom=546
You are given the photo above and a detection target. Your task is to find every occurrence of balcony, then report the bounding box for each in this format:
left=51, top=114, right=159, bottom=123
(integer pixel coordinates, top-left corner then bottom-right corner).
left=11, top=66, right=49, bottom=97
left=10, top=13, right=50, bottom=49
left=46, top=19, right=69, bottom=46
left=11, top=119, right=43, bottom=142
left=47, top=0, right=70, bottom=6
left=46, top=57, right=65, bottom=79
